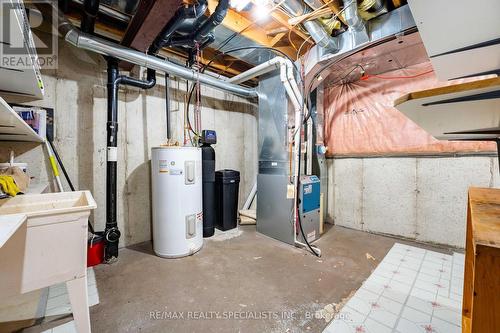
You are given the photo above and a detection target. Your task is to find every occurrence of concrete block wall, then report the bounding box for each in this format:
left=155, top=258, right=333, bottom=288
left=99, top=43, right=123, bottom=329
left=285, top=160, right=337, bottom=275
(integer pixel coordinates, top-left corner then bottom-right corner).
left=0, top=41, right=257, bottom=247
left=327, top=155, right=499, bottom=248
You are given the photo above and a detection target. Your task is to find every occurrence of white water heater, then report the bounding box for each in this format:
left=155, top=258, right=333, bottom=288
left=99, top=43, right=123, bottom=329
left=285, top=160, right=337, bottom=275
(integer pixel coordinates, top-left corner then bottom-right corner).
left=151, top=146, right=203, bottom=258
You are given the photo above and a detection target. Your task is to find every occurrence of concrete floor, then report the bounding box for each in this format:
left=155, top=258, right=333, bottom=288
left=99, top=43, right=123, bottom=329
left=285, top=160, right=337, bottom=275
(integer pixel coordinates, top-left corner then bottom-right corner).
left=88, top=225, right=454, bottom=333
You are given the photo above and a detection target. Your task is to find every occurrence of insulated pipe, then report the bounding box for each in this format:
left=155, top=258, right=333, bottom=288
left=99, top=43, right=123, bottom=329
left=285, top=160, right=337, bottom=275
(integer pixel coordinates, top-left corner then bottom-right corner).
left=60, top=28, right=257, bottom=98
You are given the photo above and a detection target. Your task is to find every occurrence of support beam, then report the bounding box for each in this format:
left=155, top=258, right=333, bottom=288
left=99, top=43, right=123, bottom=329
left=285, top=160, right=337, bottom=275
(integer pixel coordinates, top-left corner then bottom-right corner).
left=267, top=10, right=314, bottom=43
left=121, top=0, right=182, bottom=52
left=270, top=32, right=286, bottom=46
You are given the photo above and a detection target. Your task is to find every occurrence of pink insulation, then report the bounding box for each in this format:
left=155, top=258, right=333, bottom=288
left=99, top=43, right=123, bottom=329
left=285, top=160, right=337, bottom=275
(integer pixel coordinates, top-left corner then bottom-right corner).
left=323, top=62, right=496, bottom=157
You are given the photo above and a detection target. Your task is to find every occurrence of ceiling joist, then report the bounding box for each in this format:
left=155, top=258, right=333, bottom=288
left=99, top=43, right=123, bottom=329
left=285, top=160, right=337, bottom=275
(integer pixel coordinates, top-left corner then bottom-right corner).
left=121, top=0, right=182, bottom=52
left=207, top=0, right=310, bottom=59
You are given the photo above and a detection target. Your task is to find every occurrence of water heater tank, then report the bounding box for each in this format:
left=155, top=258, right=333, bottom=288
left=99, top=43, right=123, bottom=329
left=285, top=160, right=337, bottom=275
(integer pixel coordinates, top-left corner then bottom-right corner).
left=151, top=146, right=203, bottom=258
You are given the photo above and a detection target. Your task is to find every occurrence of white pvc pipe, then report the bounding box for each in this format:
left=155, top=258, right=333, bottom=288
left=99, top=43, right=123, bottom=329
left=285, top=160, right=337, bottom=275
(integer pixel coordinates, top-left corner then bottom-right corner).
left=228, top=57, right=282, bottom=85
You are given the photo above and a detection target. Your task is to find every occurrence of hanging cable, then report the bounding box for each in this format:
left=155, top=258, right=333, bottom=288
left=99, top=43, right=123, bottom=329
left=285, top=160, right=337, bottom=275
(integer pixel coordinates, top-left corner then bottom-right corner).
left=295, top=60, right=320, bottom=257
left=195, top=41, right=202, bottom=137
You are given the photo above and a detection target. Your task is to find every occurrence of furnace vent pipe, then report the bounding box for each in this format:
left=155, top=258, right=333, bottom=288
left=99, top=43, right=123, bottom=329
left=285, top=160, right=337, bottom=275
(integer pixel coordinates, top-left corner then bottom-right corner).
left=58, top=20, right=257, bottom=98
left=63, top=29, right=256, bottom=97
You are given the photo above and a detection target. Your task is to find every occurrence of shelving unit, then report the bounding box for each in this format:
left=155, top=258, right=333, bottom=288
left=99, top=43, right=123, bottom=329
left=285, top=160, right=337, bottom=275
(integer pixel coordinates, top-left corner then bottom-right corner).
left=0, top=96, right=44, bottom=143
left=394, top=77, right=500, bottom=141
left=408, top=0, right=500, bottom=80
left=0, top=0, right=45, bottom=98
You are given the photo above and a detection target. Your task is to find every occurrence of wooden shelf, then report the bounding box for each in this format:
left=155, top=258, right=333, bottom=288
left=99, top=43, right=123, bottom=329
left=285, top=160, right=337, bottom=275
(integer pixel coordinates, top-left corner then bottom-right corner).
left=0, top=97, right=44, bottom=143
left=463, top=188, right=500, bottom=333
left=394, top=77, right=500, bottom=141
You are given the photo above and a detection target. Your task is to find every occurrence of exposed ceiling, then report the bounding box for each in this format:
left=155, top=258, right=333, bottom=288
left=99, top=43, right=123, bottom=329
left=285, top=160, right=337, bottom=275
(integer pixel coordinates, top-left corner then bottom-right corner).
left=56, top=0, right=409, bottom=77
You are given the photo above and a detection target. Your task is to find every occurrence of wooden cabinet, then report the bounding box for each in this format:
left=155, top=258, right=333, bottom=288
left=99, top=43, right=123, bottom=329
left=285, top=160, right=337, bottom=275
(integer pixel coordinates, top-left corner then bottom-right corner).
left=463, top=188, right=500, bottom=333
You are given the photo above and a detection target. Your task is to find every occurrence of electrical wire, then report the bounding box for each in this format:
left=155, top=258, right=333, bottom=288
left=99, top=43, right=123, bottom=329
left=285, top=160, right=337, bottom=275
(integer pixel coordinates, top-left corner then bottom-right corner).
left=294, top=60, right=320, bottom=257
left=360, top=69, right=434, bottom=80
left=296, top=35, right=313, bottom=60
left=185, top=45, right=304, bottom=138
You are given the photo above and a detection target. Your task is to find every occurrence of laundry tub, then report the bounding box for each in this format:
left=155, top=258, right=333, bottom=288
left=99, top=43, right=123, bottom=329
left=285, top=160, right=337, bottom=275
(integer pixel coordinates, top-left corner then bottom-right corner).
left=0, top=191, right=96, bottom=333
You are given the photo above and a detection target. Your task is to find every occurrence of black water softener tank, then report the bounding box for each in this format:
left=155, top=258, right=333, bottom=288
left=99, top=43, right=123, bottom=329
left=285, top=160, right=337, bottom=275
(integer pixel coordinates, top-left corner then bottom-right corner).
left=200, top=130, right=217, bottom=237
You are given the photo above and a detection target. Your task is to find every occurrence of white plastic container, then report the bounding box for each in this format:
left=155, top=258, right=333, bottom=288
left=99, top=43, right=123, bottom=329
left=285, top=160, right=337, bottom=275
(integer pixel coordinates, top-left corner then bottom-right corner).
left=151, top=146, right=203, bottom=258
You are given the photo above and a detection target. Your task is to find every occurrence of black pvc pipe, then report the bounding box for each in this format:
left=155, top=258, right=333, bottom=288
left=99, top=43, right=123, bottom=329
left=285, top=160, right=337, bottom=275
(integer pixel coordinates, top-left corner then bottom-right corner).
left=169, top=0, right=228, bottom=48
left=81, top=0, right=100, bottom=33
left=192, top=0, right=228, bottom=43
left=148, top=0, right=208, bottom=55
left=104, top=58, right=156, bottom=262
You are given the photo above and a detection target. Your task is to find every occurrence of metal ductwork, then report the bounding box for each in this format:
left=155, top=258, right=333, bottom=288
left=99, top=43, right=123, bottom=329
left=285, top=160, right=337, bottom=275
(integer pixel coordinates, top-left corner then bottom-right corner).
left=343, top=0, right=369, bottom=45
left=358, top=0, right=388, bottom=20
left=279, top=0, right=339, bottom=52
left=304, top=4, right=417, bottom=90
left=344, top=0, right=364, bottom=32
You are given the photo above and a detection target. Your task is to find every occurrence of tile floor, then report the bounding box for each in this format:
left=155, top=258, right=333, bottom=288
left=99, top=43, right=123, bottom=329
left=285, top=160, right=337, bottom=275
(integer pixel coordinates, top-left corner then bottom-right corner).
left=324, top=243, right=464, bottom=333
left=42, top=268, right=99, bottom=333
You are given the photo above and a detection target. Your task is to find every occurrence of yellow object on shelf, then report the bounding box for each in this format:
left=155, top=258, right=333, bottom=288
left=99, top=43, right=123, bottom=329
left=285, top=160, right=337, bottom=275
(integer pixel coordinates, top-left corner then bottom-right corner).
left=0, top=175, right=20, bottom=197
